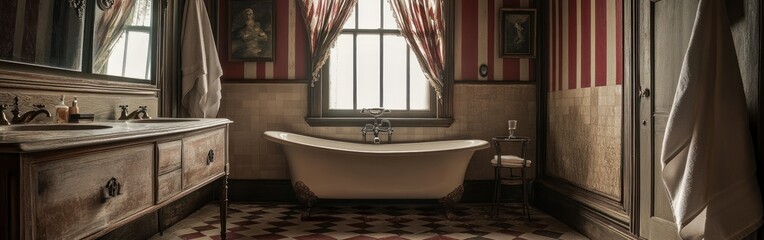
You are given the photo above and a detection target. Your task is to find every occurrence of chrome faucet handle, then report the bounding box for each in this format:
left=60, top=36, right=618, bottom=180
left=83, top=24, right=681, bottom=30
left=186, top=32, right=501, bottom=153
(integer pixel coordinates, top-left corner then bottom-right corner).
left=360, top=108, right=391, bottom=118
left=378, top=119, right=392, bottom=131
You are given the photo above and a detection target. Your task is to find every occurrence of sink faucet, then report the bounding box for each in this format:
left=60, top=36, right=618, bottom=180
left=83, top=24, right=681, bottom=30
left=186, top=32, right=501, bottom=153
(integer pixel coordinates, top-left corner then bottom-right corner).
left=360, top=108, right=393, bottom=144
left=11, top=104, right=51, bottom=124
left=7, top=97, right=51, bottom=124
left=119, top=105, right=152, bottom=120
left=0, top=104, right=10, bottom=125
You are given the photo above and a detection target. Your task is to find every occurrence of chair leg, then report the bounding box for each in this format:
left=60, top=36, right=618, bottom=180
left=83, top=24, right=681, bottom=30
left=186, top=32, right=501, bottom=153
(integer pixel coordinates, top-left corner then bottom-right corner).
left=493, top=167, right=501, bottom=218
left=521, top=169, right=531, bottom=222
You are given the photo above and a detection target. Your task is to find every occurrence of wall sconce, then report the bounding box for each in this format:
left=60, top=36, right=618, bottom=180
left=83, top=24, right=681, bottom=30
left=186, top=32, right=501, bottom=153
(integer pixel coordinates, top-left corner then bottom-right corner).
left=479, top=64, right=488, bottom=78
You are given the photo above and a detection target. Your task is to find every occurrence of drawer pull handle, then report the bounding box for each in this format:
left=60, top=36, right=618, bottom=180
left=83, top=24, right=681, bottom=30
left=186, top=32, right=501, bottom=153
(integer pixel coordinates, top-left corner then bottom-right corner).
left=102, top=177, right=122, bottom=202
left=207, top=149, right=215, bottom=165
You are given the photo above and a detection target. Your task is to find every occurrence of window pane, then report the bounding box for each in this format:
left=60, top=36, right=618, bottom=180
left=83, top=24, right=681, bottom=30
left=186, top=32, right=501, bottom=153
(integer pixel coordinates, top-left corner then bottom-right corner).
left=343, top=5, right=356, bottom=29
left=409, top=51, right=430, bottom=110
left=383, top=36, right=407, bottom=110
left=328, top=34, right=354, bottom=110
left=356, top=35, right=380, bottom=109
left=123, top=31, right=150, bottom=79
left=357, top=0, right=381, bottom=29
left=382, top=1, right=398, bottom=30
left=106, top=33, right=127, bottom=77
left=130, top=0, right=153, bottom=27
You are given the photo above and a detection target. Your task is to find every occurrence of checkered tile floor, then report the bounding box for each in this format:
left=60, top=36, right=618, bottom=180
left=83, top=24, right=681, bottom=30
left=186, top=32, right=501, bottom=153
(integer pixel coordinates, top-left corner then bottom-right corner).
left=150, top=203, right=588, bottom=240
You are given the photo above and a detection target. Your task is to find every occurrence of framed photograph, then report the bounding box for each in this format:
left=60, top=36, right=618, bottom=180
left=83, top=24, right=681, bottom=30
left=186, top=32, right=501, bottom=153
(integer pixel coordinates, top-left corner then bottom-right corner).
left=229, top=0, right=274, bottom=61
left=500, top=8, right=536, bottom=58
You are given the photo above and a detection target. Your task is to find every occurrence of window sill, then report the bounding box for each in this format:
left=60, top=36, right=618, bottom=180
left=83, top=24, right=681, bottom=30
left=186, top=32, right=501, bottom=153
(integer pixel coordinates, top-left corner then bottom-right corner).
left=305, top=117, right=454, bottom=127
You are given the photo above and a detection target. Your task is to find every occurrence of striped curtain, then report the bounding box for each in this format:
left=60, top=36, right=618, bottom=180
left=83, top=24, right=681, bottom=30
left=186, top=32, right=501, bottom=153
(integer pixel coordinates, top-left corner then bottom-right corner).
left=388, top=0, right=445, bottom=101
left=296, top=0, right=357, bottom=86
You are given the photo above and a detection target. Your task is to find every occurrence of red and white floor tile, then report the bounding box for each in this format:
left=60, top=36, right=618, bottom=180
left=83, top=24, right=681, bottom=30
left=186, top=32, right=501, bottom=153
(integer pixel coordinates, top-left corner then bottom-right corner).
left=150, top=204, right=588, bottom=240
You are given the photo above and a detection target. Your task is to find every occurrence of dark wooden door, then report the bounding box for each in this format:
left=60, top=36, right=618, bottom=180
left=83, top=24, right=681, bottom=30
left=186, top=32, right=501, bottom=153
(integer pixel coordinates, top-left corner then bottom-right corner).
left=637, top=0, right=698, bottom=239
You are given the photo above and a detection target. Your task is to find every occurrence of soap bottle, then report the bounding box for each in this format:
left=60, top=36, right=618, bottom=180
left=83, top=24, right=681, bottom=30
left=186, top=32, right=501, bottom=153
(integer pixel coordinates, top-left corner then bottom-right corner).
left=55, top=95, right=69, bottom=123
left=69, top=96, right=80, bottom=116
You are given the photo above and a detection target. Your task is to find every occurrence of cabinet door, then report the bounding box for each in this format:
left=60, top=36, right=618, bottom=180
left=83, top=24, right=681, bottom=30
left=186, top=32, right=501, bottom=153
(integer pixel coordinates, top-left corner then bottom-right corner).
left=182, top=128, right=226, bottom=189
left=33, top=144, right=154, bottom=239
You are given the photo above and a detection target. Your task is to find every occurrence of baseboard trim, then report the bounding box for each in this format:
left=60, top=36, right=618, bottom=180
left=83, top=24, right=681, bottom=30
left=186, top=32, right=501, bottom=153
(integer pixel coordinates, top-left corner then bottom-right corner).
left=534, top=181, right=638, bottom=240
left=228, top=179, right=506, bottom=204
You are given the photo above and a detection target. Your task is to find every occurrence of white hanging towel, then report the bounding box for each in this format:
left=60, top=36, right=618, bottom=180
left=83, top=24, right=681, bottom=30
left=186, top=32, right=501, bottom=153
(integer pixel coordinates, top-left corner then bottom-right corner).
left=660, top=0, right=763, bottom=239
left=181, top=0, right=223, bottom=118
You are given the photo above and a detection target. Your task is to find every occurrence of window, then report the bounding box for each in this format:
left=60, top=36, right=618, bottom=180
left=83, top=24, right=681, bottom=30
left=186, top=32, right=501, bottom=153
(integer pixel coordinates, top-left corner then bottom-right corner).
left=101, top=0, right=153, bottom=80
left=322, top=0, right=435, bottom=118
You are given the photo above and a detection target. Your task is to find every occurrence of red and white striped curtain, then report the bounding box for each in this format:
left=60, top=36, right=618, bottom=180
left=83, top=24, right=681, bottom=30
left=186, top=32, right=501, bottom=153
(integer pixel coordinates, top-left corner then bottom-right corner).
left=296, top=0, right=357, bottom=86
left=388, top=0, right=445, bottom=101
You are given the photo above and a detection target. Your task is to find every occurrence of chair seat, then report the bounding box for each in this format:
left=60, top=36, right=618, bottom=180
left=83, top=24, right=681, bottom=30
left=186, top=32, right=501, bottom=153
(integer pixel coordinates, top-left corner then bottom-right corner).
left=490, top=155, right=532, bottom=167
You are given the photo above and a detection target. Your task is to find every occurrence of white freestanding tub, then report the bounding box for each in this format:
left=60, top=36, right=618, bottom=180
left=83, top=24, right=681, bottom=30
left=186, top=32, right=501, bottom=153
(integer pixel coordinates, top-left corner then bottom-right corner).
left=263, top=131, right=489, bottom=218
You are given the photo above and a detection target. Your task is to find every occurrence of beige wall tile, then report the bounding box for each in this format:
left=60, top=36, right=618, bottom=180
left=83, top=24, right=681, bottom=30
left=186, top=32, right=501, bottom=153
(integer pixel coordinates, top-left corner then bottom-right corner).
left=220, top=84, right=537, bottom=181
left=546, top=86, right=623, bottom=199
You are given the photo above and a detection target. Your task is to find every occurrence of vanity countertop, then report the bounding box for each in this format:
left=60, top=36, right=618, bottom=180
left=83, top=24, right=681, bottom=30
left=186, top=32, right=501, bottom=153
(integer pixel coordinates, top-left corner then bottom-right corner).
left=0, top=118, right=232, bottom=153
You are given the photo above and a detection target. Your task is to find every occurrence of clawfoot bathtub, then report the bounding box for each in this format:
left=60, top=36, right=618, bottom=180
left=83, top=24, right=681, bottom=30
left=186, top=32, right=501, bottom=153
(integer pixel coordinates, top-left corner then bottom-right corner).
left=263, top=131, right=490, bottom=219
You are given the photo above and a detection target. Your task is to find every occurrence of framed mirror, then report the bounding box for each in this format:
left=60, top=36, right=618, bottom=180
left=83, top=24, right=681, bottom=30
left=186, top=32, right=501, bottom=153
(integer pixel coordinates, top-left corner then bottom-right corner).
left=0, top=1, right=85, bottom=71
left=0, top=0, right=157, bottom=83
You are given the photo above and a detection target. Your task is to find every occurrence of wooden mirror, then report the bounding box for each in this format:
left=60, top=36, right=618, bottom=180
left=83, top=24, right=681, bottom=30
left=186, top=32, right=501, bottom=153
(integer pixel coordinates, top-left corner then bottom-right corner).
left=0, top=0, right=158, bottom=83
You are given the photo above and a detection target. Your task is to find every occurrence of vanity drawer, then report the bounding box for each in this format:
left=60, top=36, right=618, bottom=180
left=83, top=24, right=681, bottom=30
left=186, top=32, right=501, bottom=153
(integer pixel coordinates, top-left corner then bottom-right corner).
left=158, top=140, right=182, bottom=175
left=158, top=170, right=182, bottom=203
left=33, top=144, right=154, bottom=239
left=182, top=128, right=226, bottom=189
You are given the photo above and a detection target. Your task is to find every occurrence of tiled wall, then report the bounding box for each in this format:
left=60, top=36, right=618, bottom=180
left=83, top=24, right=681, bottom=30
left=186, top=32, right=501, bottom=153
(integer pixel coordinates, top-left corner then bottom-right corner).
left=546, top=86, right=622, bottom=198
left=0, top=91, right=157, bottom=122
left=219, top=84, right=537, bottom=180
left=545, top=0, right=623, bottom=199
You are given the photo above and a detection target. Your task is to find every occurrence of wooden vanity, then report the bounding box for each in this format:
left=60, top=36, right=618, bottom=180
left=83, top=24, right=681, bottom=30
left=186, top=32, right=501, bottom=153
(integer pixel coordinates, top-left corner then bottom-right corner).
left=0, top=119, right=231, bottom=239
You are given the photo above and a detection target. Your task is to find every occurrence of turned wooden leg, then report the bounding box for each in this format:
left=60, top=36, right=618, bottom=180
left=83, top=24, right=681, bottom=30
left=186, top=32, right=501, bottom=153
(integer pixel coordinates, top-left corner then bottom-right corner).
left=220, top=175, right=228, bottom=239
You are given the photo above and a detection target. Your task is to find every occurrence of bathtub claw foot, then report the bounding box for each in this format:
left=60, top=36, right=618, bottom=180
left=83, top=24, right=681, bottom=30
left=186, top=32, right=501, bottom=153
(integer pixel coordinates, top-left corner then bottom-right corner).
left=294, top=181, right=318, bottom=220
left=438, top=185, right=464, bottom=220
left=300, top=210, right=311, bottom=221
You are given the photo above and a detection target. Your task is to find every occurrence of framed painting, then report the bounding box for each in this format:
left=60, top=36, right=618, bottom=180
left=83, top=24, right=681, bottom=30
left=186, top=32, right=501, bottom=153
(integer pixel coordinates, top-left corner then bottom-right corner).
left=229, top=0, right=274, bottom=61
left=500, top=8, right=536, bottom=58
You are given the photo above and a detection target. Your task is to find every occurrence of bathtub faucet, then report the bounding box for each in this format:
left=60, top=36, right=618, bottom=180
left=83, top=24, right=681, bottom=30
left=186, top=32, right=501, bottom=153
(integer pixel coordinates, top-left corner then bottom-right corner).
left=360, top=108, right=393, bottom=144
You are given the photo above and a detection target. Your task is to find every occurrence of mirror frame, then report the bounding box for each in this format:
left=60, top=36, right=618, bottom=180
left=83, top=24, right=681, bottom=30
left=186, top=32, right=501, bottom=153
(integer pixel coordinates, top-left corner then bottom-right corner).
left=0, top=0, right=163, bottom=95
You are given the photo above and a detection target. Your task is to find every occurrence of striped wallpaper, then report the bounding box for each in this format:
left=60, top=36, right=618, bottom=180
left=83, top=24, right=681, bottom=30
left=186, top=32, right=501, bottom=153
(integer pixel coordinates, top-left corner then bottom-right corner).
left=454, top=0, right=536, bottom=82
left=219, top=0, right=308, bottom=80
left=547, top=0, right=623, bottom=92
left=219, top=0, right=539, bottom=82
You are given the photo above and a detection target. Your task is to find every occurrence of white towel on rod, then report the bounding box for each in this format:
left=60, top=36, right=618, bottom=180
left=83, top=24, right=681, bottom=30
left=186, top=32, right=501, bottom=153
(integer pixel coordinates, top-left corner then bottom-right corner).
left=660, top=0, right=763, bottom=239
left=181, top=0, right=223, bottom=118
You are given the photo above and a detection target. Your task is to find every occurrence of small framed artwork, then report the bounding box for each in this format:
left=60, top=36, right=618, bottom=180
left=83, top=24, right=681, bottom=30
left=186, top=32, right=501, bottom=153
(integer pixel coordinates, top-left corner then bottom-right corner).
left=229, top=0, right=275, bottom=61
left=500, top=8, right=536, bottom=58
